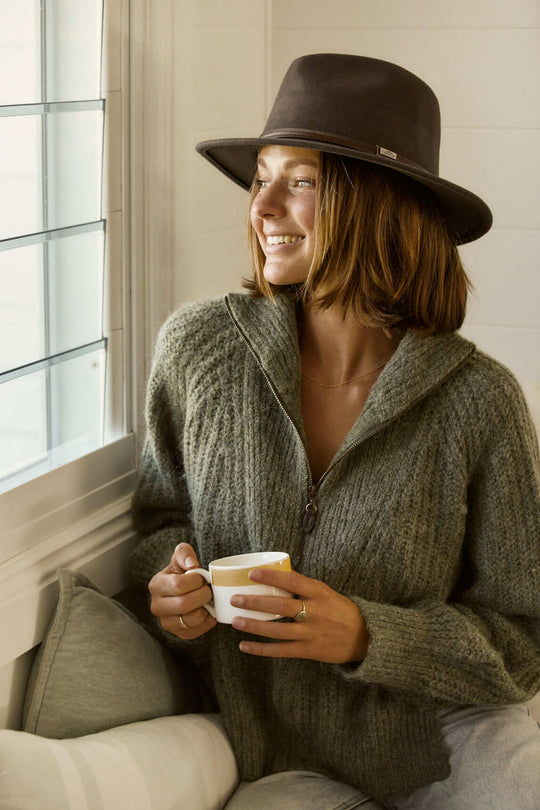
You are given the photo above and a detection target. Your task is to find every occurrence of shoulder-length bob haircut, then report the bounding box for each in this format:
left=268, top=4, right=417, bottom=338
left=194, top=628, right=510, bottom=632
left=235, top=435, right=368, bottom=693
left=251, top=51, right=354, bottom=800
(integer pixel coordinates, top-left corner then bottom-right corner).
left=245, top=151, right=471, bottom=336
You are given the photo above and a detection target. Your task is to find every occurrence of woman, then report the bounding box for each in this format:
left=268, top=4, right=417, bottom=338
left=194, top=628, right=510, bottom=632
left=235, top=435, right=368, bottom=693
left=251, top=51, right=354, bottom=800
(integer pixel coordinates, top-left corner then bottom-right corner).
left=129, top=54, right=540, bottom=809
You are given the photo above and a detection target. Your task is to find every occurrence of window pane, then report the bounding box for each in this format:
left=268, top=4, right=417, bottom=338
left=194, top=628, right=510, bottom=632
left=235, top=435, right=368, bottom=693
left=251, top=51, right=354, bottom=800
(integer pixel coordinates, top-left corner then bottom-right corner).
left=0, top=346, right=106, bottom=491
left=0, top=226, right=104, bottom=373
left=46, top=0, right=103, bottom=102
left=47, top=228, right=105, bottom=356
left=0, top=0, right=41, bottom=105
left=0, top=114, right=42, bottom=239
left=0, top=109, right=103, bottom=241
left=0, top=243, right=45, bottom=373
left=49, top=346, right=106, bottom=464
left=0, top=370, right=48, bottom=485
left=0, top=0, right=103, bottom=105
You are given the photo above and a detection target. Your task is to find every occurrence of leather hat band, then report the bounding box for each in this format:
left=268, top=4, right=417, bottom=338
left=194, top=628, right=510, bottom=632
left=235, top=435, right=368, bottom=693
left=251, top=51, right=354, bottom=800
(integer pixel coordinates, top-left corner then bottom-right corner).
left=262, top=128, right=426, bottom=173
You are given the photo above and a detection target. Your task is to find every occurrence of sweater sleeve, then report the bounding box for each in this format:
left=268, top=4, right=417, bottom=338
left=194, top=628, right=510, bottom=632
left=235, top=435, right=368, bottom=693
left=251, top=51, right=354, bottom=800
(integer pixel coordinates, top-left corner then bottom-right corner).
left=126, top=315, right=219, bottom=678
left=345, top=376, right=540, bottom=708
left=128, top=315, right=197, bottom=593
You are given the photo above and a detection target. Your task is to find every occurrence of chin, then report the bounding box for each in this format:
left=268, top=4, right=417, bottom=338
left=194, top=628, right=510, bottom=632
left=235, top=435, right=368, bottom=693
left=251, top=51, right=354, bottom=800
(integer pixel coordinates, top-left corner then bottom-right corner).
left=263, top=262, right=308, bottom=287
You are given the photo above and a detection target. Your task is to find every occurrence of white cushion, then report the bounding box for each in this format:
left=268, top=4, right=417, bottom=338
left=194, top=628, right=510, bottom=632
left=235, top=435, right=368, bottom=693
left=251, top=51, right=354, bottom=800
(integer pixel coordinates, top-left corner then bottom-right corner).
left=0, top=714, right=239, bottom=810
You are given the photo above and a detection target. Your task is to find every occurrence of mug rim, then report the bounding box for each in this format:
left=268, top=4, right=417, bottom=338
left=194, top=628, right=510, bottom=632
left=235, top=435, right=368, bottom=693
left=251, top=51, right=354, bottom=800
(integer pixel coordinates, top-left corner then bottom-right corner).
left=209, top=551, right=289, bottom=570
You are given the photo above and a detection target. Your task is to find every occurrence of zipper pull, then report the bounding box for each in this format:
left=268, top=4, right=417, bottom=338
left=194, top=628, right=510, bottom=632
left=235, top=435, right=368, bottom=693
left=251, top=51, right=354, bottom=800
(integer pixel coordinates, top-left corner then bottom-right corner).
left=302, top=499, right=318, bottom=534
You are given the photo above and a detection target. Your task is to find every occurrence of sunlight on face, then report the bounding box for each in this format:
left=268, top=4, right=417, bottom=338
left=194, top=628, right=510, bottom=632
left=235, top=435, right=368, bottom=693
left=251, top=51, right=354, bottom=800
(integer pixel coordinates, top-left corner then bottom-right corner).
left=250, top=145, right=319, bottom=286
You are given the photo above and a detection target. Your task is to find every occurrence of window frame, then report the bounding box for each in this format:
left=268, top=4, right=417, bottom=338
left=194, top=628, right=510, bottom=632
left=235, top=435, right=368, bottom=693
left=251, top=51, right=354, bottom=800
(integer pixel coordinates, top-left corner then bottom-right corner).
left=0, top=0, right=138, bottom=669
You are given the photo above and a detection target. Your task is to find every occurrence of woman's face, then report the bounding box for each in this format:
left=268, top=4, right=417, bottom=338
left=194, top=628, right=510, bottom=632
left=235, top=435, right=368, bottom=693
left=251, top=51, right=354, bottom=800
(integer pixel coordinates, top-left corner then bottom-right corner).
left=250, top=145, right=319, bottom=286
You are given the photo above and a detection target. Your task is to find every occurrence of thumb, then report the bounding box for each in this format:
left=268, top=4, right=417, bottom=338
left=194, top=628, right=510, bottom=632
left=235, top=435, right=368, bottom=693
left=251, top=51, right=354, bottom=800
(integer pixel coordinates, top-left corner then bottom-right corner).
left=169, top=542, right=199, bottom=574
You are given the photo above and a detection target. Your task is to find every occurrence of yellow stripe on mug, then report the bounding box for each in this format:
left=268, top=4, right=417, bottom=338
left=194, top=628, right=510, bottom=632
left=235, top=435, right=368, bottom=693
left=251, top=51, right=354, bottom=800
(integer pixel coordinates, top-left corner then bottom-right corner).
left=210, top=556, right=291, bottom=587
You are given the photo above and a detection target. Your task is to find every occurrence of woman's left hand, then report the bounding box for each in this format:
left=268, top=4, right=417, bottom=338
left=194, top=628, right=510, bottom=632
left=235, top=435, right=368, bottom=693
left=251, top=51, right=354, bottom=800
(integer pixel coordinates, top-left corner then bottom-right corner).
left=230, top=568, right=369, bottom=664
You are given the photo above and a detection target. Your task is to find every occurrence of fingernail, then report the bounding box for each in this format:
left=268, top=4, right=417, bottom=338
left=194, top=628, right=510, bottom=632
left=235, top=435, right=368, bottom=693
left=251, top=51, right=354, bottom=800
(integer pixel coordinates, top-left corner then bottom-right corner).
left=249, top=569, right=262, bottom=582
left=232, top=617, right=246, bottom=630
left=230, top=596, right=244, bottom=608
left=184, top=556, right=197, bottom=569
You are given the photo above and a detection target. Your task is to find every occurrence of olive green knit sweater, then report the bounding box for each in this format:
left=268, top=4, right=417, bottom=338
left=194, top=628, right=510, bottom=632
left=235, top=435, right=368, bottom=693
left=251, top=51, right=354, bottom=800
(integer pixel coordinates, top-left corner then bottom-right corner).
left=129, top=291, right=540, bottom=799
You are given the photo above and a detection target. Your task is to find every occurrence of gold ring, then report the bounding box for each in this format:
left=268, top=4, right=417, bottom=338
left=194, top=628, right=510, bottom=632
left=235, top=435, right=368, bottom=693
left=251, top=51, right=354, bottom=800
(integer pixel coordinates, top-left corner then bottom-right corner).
left=178, top=614, right=189, bottom=631
left=294, top=601, right=308, bottom=622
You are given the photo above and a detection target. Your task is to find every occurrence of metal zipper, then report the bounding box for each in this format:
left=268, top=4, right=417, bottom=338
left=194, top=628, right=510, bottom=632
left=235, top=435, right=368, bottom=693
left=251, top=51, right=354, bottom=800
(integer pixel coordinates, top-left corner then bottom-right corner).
left=225, top=297, right=317, bottom=496
left=225, top=297, right=474, bottom=558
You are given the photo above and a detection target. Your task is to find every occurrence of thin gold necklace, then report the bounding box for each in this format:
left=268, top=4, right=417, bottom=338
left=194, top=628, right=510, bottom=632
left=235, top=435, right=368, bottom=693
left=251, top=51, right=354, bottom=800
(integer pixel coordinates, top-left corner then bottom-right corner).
left=301, top=357, right=391, bottom=389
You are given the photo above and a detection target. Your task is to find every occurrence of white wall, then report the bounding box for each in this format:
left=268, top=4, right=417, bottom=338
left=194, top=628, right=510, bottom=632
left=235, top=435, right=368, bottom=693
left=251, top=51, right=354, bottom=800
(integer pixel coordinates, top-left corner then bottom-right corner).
left=171, top=1, right=269, bottom=305
left=268, top=0, right=540, bottom=432
left=136, top=0, right=269, bottom=317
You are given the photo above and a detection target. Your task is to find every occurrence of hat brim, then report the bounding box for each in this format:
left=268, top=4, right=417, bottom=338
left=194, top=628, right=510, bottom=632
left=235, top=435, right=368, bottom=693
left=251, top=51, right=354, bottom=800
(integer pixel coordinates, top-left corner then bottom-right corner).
left=196, top=137, right=492, bottom=245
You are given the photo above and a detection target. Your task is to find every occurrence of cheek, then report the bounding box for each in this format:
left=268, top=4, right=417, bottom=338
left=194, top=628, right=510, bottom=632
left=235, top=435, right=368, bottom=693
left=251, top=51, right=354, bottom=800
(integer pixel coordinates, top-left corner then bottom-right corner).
left=298, top=197, right=316, bottom=234
left=249, top=205, right=262, bottom=238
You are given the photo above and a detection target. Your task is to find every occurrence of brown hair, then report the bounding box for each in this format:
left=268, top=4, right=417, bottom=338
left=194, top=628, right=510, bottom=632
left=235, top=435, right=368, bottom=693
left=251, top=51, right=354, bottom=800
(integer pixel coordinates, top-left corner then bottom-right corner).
left=245, top=152, right=471, bottom=336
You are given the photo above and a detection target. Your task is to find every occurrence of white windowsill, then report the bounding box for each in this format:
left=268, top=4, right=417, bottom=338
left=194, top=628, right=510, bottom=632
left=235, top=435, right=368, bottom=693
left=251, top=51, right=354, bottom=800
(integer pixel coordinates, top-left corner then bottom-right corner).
left=1, top=433, right=136, bottom=560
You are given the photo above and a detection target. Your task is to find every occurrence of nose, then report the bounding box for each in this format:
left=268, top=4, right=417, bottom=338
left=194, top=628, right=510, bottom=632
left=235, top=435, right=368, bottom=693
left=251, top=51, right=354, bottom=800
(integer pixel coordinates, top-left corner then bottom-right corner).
left=251, top=181, right=286, bottom=219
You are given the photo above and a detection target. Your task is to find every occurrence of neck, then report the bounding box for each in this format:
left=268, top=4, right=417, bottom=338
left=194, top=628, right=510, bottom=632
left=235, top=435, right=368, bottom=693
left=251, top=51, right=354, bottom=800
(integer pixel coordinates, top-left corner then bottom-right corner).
left=299, top=302, right=400, bottom=384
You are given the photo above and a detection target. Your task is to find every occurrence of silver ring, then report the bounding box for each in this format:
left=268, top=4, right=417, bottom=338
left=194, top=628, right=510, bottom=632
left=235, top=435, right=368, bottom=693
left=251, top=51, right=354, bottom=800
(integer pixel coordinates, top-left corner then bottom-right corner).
left=178, top=614, right=189, bottom=631
left=294, top=601, right=308, bottom=622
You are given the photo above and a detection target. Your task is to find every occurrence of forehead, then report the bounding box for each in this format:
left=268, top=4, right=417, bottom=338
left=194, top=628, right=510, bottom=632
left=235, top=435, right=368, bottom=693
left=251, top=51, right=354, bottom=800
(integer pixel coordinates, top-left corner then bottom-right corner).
left=256, top=144, right=320, bottom=169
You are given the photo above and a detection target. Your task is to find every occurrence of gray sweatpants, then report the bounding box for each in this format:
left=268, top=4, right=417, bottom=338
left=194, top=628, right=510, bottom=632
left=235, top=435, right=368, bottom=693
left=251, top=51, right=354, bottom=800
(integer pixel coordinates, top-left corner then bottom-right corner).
left=224, top=704, right=540, bottom=810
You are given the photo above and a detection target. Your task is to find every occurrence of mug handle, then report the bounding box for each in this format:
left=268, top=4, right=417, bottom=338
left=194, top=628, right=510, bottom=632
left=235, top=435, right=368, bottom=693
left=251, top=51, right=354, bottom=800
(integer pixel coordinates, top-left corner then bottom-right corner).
left=184, top=568, right=216, bottom=618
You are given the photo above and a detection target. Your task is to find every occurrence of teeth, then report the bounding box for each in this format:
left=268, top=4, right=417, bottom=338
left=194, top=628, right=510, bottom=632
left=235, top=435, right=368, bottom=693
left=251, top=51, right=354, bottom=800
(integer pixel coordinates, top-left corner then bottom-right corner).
left=266, top=235, right=303, bottom=245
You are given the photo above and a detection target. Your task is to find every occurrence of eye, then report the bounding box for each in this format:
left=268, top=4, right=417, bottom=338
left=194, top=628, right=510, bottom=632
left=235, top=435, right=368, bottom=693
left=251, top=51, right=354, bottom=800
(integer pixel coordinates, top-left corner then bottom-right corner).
left=254, top=178, right=270, bottom=192
left=292, top=177, right=316, bottom=189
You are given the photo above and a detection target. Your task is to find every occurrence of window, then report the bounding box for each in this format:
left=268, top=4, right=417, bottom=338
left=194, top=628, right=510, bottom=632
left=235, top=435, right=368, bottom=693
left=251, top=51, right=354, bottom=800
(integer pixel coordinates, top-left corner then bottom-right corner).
left=0, top=0, right=108, bottom=492
left=0, top=0, right=135, bottom=585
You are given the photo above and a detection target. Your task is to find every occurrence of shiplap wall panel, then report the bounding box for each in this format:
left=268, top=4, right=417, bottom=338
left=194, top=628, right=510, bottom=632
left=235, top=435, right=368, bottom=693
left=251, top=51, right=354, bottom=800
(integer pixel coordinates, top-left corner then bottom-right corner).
left=271, top=0, right=540, bottom=30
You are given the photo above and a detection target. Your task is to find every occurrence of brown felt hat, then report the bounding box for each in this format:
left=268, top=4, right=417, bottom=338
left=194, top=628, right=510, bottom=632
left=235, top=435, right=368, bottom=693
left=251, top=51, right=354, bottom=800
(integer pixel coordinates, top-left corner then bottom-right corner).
left=196, top=53, right=492, bottom=245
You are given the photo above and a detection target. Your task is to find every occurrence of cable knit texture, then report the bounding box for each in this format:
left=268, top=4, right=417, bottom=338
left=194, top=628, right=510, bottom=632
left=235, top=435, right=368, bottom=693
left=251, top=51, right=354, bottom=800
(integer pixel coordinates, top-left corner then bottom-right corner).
left=129, top=291, right=540, bottom=799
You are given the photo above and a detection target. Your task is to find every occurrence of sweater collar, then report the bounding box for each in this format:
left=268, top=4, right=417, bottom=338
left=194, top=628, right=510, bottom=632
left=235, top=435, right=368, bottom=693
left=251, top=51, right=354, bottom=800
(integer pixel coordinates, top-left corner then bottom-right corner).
left=225, top=291, right=476, bottom=452
left=225, top=291, right=305, bottom=439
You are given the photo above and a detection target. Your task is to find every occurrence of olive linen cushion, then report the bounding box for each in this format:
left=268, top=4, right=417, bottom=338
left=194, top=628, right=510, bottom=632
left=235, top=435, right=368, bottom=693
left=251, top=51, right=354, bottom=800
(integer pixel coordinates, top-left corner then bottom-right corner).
left=22, top=569, right=201, bottom=738
left=0, top=714, right=239, bottom=810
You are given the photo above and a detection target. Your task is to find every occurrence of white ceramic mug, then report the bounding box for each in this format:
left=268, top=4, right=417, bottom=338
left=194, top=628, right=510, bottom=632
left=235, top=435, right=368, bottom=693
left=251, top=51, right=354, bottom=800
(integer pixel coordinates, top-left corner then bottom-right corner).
left=186, top=551, right=292, bottom=624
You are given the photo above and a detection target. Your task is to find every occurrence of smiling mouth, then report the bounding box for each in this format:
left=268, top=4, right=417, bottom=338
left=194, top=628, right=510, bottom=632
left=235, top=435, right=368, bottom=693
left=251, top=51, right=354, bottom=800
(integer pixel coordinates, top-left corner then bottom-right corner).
left=265, top=235, right=304, bottom=245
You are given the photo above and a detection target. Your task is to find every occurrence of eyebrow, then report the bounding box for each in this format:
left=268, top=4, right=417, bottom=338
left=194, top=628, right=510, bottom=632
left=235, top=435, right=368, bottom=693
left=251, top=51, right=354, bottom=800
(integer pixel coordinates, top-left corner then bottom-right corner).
left=256, top=157, right=319, bottom=171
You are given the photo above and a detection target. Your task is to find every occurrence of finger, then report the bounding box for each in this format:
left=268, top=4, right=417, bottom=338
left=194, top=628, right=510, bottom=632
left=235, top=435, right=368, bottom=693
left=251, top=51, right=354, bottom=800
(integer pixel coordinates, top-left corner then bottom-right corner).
left=149, top=569, right=205, bottom=598
left=248, top=568, right=323, bottom=598
left=230, top=593, right=301, bottom=619
left=168, top=542, right=199, bottom=574
left=150, top=584, right=213, bottom=617
left=232, top=614, right=306, bottom=639
left=178, top=606, right=213, bottom=629
left=161, top=610, right=216, bottom=640
left=238, top=639, right=306, bottom=658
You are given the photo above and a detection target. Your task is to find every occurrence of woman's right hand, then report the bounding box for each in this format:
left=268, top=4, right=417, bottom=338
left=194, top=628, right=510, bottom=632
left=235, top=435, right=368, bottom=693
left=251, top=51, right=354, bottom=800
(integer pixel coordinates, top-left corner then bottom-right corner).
left=148, top=543, right=217, bottom=639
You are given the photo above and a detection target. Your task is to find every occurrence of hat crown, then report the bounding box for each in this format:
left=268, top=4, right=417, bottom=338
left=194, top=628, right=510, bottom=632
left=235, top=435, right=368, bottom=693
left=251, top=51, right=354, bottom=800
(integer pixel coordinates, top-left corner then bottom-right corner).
left=195, top=52, right=492, bottom=243
left=263, top=54, right=441, bottom=175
